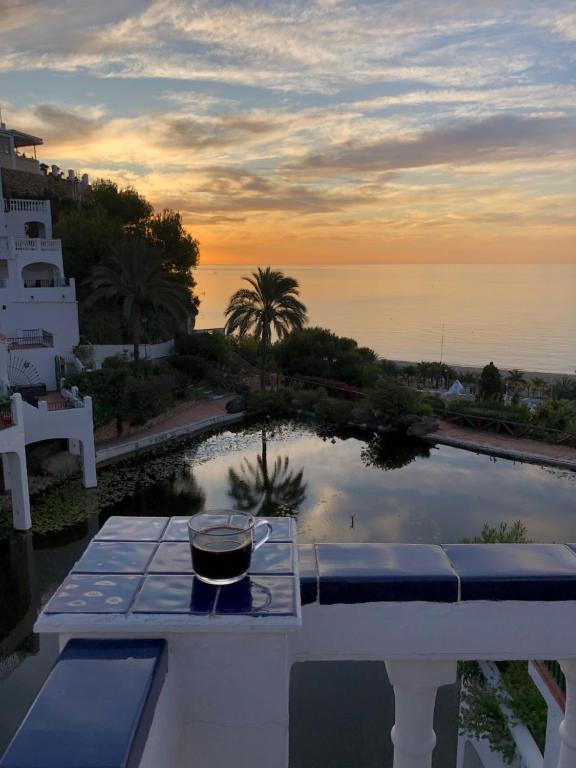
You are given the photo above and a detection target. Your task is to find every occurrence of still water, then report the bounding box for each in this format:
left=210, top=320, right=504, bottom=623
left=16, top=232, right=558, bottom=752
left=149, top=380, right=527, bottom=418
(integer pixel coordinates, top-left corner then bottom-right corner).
left=1, top=422, right=575, bottom=765
left=195, top=263, right=576, bottom=374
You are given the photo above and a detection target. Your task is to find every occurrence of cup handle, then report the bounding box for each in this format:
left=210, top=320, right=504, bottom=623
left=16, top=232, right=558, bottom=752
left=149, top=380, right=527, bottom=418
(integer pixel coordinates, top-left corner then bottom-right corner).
left=253, top=519, right=272, bottom=552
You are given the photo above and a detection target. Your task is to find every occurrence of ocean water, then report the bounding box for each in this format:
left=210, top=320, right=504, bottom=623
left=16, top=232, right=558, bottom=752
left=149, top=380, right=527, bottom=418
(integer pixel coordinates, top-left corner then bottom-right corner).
left=195, top=263, right=576, bottom=374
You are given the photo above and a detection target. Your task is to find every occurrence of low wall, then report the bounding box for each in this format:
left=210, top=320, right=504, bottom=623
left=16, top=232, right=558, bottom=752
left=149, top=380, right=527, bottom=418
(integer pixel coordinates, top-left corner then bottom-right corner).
left=95, top=412, right=244, bottom=464
left=87, top=340, right=174, bottom=369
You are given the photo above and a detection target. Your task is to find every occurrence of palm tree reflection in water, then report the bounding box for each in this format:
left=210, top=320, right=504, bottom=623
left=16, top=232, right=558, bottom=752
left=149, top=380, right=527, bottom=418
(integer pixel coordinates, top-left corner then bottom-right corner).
left=228, top=428, right=307, bottom=517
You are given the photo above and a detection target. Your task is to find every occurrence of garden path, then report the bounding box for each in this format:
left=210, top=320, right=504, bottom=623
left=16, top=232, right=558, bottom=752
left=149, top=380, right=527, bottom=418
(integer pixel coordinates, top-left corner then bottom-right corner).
left=431, top=419, right=576, bottom=470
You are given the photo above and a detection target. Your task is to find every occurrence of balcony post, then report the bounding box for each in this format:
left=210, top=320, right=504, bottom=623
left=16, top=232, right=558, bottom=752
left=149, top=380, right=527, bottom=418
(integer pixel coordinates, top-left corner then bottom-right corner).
left=556, top=660, right=576, bottom=768
left=386, top=660, right=457, bottom=768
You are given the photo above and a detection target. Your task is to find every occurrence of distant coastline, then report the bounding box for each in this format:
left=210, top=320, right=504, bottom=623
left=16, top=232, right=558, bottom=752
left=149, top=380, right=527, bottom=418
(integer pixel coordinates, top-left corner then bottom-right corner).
left=390, top=360, right=574, bottom=383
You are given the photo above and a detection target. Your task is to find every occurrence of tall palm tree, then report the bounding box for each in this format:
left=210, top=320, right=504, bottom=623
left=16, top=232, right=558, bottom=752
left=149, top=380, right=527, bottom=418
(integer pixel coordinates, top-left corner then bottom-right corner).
left=507, top=369, right=526, bottom=399
left=225, top=267, right=307, bottom=389
left=84, top=239, right=190, bottom=363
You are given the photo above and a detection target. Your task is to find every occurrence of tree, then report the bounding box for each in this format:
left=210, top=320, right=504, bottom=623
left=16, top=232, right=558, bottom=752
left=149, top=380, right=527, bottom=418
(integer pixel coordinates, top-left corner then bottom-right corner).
left=529, top=377, right=546, bottom=399
left=225, top=267, right=307, bottom=389
left=506, top=369, right=526, bottom=401
left=478, top=362, right=504, bottom=401
left=54, top=179, right=200, bottom=337
left=274, top=327, right=378, bottom=388
left=84, top=239, right=190, bottom=363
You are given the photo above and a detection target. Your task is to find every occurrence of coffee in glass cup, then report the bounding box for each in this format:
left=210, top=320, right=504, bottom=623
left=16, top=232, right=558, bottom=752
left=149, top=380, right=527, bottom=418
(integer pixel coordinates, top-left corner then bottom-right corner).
left=187, top=511, right=272, bottom=585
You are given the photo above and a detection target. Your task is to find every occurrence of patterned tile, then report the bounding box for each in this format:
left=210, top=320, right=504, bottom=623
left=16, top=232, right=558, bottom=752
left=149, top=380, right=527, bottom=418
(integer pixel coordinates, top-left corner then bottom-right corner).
left=95, top=516, right=169, bottom=541
left=73, top=542, right=157, bottom=574
left=44, top=574, right=142, bottom=614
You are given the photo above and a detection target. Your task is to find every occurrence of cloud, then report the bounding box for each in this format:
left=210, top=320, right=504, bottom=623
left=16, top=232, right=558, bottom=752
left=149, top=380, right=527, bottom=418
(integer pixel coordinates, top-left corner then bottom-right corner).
left=287, top=114, right=576, bottom=175
left=162, top=114, right=280, bottom=149
left=31, top=104, right=103, bottom=143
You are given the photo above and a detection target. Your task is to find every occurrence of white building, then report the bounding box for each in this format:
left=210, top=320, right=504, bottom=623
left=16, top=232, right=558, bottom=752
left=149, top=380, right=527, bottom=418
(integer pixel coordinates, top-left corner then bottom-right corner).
left=0, top=120, right=96, bottom=531
left=0, top=123, right=84, bottom=391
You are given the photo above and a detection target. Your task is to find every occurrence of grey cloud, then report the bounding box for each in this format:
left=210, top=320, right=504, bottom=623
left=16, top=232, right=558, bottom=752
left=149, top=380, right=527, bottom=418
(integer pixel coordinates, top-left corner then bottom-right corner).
left=287, top=114, right=576, bottom=175
left=32, top=104, right=102, bottom=142
left=162, top=115, right=279, bottom=149
left=180, top=167, right=368, bottom=214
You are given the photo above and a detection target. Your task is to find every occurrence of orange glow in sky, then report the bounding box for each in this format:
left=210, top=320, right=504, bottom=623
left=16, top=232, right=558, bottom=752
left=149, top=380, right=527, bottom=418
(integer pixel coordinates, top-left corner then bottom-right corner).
left=1, top=1, right=574, bottom=264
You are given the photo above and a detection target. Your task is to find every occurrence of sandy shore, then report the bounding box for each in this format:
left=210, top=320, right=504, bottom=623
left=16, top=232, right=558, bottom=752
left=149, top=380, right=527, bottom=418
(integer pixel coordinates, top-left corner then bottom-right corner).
left=390, top=360, right=574, bottom=384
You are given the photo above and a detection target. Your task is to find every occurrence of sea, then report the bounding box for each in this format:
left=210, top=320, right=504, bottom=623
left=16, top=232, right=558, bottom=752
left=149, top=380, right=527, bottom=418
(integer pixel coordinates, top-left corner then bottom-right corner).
left=195, top=263, right=576, bottom=375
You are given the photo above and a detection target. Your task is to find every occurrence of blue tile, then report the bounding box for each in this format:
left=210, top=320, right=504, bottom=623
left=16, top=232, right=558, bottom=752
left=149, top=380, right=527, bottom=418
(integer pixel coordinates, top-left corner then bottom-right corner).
left=0, top=639, right=167, bottom=768
left=215, top=576, right=296, bottom=616
left=148, top=541, right=293, bottom=576
left=95, top=516, right=169, bottom=542
left=44, top=575, right=141, bottom=614
left=250, top=543, right=294, bottom=574
left=264, top=518, right=295, bottom=542
left=148, top=542, right=192, bottom=574
left=316, top=544, right=458, bottom=604
left=73, top=542, right=157, bottom=574
left=161, top=516, right=192, bottom=541
left=131, top=575, right=218, bottom=614
left=445, top=544, right=576, bottom=601
left=298, top=545, right=318, bottom=605
left=161, top=515, right=295, bottom=542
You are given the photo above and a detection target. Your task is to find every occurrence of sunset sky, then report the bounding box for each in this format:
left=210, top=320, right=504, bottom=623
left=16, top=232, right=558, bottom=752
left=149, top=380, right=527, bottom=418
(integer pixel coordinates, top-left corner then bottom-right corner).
left=1, top=0, right=575, bottom=264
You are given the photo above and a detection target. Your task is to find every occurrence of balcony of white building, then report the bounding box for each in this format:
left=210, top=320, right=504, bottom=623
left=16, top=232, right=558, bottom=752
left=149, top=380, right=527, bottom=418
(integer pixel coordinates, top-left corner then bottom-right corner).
left=0, top=127, right=43, bottom=175
left=1, top=523, right=576, bottom=768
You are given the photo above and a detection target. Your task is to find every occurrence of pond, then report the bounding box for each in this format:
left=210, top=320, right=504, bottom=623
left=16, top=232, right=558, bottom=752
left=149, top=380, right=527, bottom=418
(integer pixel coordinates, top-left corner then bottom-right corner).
left=1, top=420, right=575, bottom=766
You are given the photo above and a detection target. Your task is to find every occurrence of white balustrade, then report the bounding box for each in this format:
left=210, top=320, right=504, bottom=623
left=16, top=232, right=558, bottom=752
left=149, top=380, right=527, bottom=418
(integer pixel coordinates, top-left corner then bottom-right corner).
left=13, top=236, right=60, bottom=251
left=556, top=661, right=576, bottom=768
left=7, top=199, right=49, bottom=213
left=386, top=660, right=457, bottom=768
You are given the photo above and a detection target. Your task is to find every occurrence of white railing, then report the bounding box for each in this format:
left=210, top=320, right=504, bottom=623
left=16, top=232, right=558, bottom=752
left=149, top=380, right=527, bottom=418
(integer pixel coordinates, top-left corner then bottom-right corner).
left=13, top=237, right=60, bottom=252
left=5, top=199, right=49, bottom=213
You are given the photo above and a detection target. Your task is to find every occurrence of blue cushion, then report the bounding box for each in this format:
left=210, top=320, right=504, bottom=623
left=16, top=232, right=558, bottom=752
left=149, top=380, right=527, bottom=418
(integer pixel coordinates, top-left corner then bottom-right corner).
left=0, top=639, right=167, bottom=768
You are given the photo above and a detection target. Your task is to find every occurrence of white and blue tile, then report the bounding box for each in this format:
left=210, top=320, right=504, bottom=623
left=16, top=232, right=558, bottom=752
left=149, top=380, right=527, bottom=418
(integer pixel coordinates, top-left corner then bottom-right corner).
left=44, top=574, right=142, bottom=613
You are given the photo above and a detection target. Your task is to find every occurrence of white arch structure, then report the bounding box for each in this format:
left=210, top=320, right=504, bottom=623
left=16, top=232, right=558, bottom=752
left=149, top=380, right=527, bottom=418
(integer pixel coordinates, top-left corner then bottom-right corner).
left=0, top=392, right=97, bottom=530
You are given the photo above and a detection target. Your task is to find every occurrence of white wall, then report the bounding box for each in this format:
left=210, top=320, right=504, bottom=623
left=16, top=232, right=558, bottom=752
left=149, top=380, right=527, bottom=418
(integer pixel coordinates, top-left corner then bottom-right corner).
left=5, top=204, right=53, bottom=239
left=89, top=339, right=174, bottom=368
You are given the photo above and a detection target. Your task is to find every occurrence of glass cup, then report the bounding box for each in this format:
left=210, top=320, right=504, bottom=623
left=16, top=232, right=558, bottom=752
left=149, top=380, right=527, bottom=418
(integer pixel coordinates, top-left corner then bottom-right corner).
left=187, top=511, right=272, bottom=585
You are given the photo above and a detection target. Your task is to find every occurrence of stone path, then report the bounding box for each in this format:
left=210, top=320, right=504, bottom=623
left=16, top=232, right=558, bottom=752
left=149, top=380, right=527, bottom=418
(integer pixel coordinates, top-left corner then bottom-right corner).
left=97, top=395, right=235, bottom=449
left=430, top=419, right=576, bottom=470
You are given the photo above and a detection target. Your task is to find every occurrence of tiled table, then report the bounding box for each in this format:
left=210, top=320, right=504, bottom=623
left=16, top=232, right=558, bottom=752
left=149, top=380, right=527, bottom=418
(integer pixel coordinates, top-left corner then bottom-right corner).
left=36, top=516, right=301, bottom=633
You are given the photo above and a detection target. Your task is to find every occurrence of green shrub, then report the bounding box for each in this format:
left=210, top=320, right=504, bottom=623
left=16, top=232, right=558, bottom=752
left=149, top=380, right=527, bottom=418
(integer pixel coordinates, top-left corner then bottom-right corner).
left=447, top=400, right=530, bottom=423
left=171, top=354, right=209, bottom=380
left=124, top=373, right=177, bottom=425
left=245, top=390, right=292, bottom=417
left=101, top=354, right=129, bottom=369
left=369, top=377, right=429, bottom=421
left=532, top=399, right=576, bottom=433
left=315, top=397, right=354, bottom=427
left=175, top=332, right=229, bottom=362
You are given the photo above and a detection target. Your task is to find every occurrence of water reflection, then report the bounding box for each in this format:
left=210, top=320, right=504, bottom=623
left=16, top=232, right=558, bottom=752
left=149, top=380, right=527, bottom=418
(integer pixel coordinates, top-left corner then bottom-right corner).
left=228, top=428, right=307, bottom=517
left=361, top=436, right=431, bottom=471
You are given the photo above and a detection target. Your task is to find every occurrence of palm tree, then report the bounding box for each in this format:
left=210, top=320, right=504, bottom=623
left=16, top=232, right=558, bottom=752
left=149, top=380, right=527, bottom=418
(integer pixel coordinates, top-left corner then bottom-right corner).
left=506, top=369, right=526, bottom=400
left=84, top=239, right=190, bottom=363
left=530, top=377, right=546, bottom=399
left=225, top=267, right=307, bottom=389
